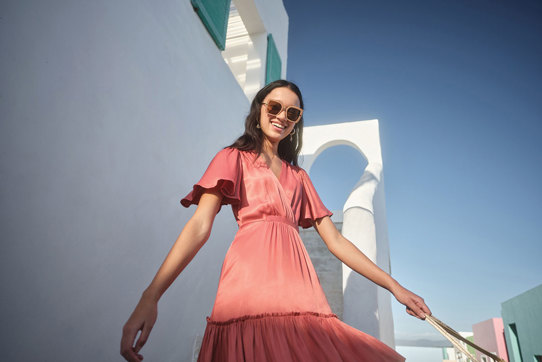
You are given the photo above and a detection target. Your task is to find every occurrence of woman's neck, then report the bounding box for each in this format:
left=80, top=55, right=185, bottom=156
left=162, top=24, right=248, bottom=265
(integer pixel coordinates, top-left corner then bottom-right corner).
left=261, top=139, right=279, bottom=159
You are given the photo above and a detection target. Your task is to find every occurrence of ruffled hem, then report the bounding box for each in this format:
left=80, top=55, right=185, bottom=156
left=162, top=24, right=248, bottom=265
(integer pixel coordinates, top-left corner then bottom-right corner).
left=180, top=147, right=243, bottom=212
left=298, top=210, right=334, bottom=229
left=206, top=311, right=339, bottom=325
left=197, top=311, right=405, bottom=362
left=297, top=168, right=334, bottom=229
left=180, top=178, right=240, bottom=208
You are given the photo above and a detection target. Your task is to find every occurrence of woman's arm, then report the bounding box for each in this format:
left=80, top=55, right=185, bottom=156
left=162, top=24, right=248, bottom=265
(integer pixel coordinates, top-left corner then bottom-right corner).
left=312, top=216, right=431, bottom=320
left=142, top=187, right=223, bottom=302
left=121, top=188, right=223, bottom=362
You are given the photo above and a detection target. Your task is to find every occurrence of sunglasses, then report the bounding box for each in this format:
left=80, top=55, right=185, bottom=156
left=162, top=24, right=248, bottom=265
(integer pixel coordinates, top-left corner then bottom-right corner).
left=262, top=99, right=303, bottom=123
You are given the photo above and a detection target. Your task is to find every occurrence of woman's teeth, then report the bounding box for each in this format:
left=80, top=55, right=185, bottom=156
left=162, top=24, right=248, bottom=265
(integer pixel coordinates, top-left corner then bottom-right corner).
left=272, top=122, right=285, bottom=130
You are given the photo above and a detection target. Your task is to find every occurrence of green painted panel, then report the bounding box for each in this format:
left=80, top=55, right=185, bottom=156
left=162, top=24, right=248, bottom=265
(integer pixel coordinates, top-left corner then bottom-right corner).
left=265, top=33, right=282, bottom=84
left=191, top=0, right=231, bottom=50
left=466, top=335, right=477, bottom=356
left=502, top=284, right=542, bottom=362
left=508, top=323, right=523, bottom=362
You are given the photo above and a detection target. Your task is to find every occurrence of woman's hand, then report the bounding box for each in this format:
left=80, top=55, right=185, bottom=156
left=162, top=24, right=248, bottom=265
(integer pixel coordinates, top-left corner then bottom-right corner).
left=391, top=284, right=431, bottom=320
left=121, top=293, right=158, bottom=361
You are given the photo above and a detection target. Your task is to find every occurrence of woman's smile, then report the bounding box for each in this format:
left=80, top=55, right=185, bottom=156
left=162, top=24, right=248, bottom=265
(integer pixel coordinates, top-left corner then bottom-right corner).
left=271, top=121, right=286, bottom=131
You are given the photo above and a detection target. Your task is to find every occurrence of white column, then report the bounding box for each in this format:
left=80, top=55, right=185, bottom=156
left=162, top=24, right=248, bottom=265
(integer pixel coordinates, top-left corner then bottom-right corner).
left=300, top=120, right=396, bottom=348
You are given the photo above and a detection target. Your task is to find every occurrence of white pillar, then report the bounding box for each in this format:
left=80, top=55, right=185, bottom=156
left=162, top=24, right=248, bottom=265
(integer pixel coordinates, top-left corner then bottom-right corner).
left=300, top=119, right=396, bottom=348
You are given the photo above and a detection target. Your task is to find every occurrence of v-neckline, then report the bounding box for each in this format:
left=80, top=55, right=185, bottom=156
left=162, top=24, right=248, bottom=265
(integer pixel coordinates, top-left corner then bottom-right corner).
left=259, top=154, right=285, bottom=183
left=269, top=159, right=285, bottom=183
left=254, top=153, right=292, bottom=204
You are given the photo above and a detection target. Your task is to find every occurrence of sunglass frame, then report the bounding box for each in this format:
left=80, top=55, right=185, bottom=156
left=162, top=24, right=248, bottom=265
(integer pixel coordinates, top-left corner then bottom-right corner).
left=262, top=100, right=303, bottom=123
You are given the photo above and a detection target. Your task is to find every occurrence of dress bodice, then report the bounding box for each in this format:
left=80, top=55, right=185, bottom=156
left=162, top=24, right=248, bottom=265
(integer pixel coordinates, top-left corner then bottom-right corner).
left=181, top=147, right=333, bottom=230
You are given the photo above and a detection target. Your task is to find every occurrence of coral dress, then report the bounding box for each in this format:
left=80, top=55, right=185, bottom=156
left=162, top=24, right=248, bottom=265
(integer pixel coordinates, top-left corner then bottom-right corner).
left=181, top=147, right=404, bottom=362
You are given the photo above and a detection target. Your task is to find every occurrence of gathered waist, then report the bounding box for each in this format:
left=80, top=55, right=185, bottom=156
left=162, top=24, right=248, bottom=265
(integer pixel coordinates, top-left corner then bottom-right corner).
left=238, top=215, right=299, bottom=232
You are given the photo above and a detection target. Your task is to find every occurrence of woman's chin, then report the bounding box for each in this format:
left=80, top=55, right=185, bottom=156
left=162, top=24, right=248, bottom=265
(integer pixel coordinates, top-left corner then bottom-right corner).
left=263, top=134, right=284, bottom=144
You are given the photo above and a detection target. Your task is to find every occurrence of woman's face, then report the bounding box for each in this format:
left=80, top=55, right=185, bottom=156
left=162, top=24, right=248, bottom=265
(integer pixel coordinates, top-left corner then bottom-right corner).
left=259, top=87, right=300, bottom=147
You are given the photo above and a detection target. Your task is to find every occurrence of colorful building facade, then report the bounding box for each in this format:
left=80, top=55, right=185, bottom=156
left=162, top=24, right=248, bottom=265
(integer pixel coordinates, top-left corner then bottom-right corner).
left=501, top=284, right=542, bottom=362
left=472, top=318, right=508, bottom=362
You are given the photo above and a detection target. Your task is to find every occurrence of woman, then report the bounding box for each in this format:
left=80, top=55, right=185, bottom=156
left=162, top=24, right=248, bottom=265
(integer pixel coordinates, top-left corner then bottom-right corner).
left=121, top=80, right=431, bottom=361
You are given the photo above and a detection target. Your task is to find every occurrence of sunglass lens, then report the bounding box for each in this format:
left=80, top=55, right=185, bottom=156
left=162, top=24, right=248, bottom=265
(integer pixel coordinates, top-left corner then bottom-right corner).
left=286, top=108, right=301, bottom=122
left=267, top=101, right=282, bottom=115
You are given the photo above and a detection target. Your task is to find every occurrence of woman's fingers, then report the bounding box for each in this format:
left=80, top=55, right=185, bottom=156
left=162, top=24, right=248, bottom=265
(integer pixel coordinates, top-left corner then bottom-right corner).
left=420, top=300, right=432, bottom=316
left=121, top=297, right=157, bottom=361
left=121, top=324, right=143, bottom=361
left=392, top=285, right=431, bottom=320
left=413, top=297, right=432, bottom=317
left=409, top=300, right=426, bottom=319
left=135, top=323, right=151, bottom=353
left=406, top=307, right=426, bottom=321
left=403, top=294, right=428, bottom=319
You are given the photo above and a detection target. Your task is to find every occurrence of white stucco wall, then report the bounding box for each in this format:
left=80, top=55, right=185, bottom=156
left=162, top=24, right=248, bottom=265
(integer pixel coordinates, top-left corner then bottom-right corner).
left=300, top=120, right=396, bottom=348
left=0, top=1, right=288, bottom=361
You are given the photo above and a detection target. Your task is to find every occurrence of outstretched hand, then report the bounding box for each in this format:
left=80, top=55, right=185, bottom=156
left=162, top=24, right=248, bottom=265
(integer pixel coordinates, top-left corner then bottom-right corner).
left=391, top=284, right=431, bottom=320
left=121, top=295, right=158, bottom=361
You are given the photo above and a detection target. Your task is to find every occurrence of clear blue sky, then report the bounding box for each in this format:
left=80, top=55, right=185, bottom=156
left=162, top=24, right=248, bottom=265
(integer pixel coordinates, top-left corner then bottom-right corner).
left=283, top=0, right=542, bottom=352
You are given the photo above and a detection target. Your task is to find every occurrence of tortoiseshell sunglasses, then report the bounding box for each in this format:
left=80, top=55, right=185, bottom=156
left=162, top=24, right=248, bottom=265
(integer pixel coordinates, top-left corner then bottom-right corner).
left=262, top=99, right=303, bottom=123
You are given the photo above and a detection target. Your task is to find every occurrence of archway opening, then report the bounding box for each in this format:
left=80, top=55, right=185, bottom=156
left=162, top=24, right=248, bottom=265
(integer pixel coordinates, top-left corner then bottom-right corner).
left=308, top=144, right=368, bottom=213
left=299, top=144, right=368, bottom=319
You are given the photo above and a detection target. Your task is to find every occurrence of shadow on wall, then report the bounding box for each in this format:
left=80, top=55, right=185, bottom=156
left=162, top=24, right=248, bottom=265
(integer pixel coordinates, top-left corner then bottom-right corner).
left=344, top=271, right=380, bottom=338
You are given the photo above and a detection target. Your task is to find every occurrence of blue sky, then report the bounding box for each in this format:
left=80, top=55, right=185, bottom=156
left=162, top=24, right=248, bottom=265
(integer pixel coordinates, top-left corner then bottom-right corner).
left=282, top=0, right=542, bottom=355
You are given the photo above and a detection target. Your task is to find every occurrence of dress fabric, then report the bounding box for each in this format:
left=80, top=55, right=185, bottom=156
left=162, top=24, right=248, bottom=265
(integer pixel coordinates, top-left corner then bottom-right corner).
left=181, top=147, right=405, bottom=362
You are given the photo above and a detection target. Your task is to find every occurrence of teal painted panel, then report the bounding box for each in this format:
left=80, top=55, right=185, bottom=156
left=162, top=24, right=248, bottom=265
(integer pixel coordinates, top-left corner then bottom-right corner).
left=501, top=284, right=542, bottom=362
left=191, top=0, right=231, bottom=50
left=265, top=33, right=282, bottom=84
left=507, top=323, right=523, bottom=362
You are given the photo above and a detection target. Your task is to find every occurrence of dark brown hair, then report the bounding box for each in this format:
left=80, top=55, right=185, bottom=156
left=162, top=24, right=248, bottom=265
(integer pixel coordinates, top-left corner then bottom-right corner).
left=226, top=79, right=304, bottom=166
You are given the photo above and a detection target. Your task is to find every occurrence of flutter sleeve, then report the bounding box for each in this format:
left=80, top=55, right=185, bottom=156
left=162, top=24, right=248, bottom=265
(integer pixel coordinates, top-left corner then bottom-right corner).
left=180, top=147, right=242, bottom=212
left=298, top=168, right=333, bottom=229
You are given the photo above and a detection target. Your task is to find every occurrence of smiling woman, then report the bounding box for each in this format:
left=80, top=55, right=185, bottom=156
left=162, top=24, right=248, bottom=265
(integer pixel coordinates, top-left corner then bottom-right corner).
left=120, top=80, right=431, bottom=362
left=257, top=88, right=300, bottom=146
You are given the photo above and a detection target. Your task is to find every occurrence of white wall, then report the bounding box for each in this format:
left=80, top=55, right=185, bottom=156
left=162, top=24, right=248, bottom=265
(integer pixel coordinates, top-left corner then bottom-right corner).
left=300, top=120, right=396, bottom=347
left=0, top=0, right=288, bottom=360
left=253, top=0, right=289, bottom=77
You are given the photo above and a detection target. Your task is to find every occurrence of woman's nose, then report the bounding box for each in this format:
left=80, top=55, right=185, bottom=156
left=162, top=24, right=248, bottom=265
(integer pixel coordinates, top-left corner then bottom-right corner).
left=275, top=109, right=287, bottom=121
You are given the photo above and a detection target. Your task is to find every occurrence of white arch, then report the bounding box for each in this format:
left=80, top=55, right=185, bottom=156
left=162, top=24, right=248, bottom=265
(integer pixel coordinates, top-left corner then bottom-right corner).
left=300, top=119, right=396, bottom=348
